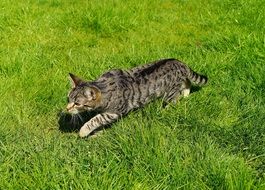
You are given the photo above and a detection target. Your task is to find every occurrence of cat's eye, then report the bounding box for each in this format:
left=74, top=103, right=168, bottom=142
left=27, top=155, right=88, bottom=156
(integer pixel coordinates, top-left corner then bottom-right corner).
left=75, top=102, right=81, bottom=106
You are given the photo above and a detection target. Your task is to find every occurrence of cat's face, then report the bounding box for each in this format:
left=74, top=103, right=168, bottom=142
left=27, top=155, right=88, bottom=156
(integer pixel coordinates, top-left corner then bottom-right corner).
left=66, top=73, right=101, bottom=114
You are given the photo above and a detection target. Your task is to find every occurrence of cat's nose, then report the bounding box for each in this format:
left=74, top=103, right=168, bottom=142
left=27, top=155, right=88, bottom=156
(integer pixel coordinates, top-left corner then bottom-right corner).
left=66, top=103, right=74, bottom=111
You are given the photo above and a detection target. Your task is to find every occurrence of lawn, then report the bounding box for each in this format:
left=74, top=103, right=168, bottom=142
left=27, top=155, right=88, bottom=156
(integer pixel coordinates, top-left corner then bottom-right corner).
left=0, top=0, right=265, bottom=189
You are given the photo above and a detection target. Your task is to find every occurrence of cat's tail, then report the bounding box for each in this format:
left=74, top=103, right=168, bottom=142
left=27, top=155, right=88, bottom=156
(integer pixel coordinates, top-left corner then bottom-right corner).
left=187, top=68, right=208, bottom=86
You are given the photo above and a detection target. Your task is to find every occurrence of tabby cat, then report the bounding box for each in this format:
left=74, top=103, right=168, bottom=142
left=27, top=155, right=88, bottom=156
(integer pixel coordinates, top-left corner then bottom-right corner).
left=66, top=58, right=208, bottom=137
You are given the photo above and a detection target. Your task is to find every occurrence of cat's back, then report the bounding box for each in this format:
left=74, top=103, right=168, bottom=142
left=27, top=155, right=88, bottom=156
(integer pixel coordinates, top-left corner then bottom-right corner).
left=130, top=58, right=185, bottom=76
left=100, top=69, right=124, bottom=79
left=130, top=58, right=187, bottom=78
left=96, top=69, right=134, bottom=91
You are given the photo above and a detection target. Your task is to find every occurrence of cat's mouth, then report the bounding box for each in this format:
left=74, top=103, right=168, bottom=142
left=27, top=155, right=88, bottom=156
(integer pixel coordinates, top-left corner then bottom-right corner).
left=66, top=106, right=93, bottom=115
left=67, top=109, right=80, bottom=115
left=66, top=103, right=84, bottom=114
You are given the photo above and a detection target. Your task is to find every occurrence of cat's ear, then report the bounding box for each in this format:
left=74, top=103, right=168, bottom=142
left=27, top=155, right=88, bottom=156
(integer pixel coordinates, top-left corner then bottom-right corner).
left=69, top=73, right=83, bottom=88
left=85, top=86, right=101, bottom=101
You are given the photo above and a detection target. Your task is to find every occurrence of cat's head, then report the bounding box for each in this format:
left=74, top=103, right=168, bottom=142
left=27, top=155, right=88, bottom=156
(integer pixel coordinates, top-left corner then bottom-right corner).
left=66, top=73, right=101, bottom=114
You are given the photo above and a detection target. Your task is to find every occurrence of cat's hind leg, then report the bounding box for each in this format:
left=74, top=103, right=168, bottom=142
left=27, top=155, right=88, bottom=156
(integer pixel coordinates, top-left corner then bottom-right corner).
left=164, top=90, right=181, bottom=104
left=79, top=112, right=119, bottom=138
left=164, top=79, right=191, bottom=104
left=181, top=79, right=191, bottom=98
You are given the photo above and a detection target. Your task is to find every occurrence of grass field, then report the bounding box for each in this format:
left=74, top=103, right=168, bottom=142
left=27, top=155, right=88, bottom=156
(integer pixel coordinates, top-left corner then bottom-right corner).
left=1, top=0, right=265, bottom=189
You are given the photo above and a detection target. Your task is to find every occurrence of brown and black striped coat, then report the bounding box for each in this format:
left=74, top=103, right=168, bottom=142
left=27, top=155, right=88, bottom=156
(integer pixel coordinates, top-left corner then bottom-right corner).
left=66, top=58, right=208, bottom=137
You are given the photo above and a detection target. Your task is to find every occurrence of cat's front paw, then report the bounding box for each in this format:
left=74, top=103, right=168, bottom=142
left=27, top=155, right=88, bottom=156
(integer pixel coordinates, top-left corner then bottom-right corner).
left=79, top=126, right=90, bottom=138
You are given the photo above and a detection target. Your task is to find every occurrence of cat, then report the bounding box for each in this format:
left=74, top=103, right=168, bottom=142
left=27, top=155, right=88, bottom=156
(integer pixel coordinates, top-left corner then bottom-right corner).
left=66, top=58, right=208, bottom=137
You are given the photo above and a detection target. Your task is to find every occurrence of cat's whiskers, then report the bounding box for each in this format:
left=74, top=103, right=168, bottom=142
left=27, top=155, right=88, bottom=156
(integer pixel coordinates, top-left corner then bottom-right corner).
left=70, top=114, right=78, bottom=125
left=69, top=112, right=84, bottom=126
left=76, top=113, right=84, bottom=123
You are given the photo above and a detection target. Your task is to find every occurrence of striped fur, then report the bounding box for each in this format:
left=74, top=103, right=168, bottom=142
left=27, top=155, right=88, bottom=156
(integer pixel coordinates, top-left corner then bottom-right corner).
left=66, top=58, right=208, bottom=137
left=188, top=69, right=208, bottom=86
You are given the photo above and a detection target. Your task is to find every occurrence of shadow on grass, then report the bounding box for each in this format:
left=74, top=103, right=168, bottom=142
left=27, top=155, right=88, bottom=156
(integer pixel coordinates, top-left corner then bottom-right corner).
left=57, top=111, right=96, bottom=133
left=190, top=86, right=202, bottom=94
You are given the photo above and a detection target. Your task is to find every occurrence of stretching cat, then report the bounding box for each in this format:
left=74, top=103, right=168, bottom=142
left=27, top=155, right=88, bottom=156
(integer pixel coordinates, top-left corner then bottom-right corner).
left=66, top=58, right=208, bottom=137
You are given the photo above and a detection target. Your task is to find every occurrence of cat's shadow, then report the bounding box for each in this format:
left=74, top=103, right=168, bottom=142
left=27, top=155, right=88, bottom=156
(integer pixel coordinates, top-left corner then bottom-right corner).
left=190, top=86, right=202, bottom=94
left=58, top=111, right=97, bottom=133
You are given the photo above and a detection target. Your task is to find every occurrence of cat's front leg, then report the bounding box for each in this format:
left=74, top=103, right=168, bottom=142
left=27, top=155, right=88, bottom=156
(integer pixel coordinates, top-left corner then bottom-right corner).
left=79, top=112, right=119, bottom=138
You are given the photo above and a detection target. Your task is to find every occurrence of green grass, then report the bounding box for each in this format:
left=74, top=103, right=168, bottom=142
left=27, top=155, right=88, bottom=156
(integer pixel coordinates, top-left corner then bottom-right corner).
left=1, top=0, right=265, bottom=189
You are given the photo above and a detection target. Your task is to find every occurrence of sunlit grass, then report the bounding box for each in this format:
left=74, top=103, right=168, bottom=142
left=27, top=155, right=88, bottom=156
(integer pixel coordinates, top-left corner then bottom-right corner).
left=0, top=0, right=265, bottom=189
